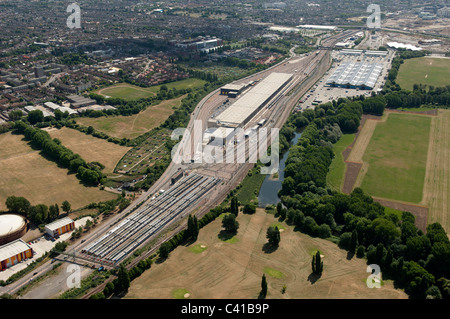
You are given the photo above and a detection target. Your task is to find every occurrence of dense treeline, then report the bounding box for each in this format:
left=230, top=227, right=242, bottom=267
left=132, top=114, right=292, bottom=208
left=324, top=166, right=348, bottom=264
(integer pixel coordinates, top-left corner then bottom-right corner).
left=275, top=94, right=449, bottom=299
left=383, top=86, right=450, bottom=109
left=14, top=121, right=104, bottom=186
left=4, top=196, right=61, bottom=226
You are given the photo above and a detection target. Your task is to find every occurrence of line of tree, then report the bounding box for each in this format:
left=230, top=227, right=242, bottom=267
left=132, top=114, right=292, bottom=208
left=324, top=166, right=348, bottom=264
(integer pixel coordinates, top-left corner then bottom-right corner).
left=13, top=121, right=104, bottom=186
left=4, top=196, right=71, bottom=226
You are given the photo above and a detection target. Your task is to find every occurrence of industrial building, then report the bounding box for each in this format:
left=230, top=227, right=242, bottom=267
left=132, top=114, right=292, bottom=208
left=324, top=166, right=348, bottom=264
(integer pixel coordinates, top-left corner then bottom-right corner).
left=325, top=61, right=383, bottom=90
left=0, top=239, right=33, bottom=271
left=220, top=83, right=246, bottom=98
left=0, top=214, right=28, bottom=246
left=213, top=72, right=292, bottom=128
left=296, top=24, right=337, bottom=31
left=45, top=217, right=75, bottom=238
left=171, top=170, right=184, bottom=185
left=67, top=95, right=96, bottom=108
left=174, top=37, right=223, bottom=51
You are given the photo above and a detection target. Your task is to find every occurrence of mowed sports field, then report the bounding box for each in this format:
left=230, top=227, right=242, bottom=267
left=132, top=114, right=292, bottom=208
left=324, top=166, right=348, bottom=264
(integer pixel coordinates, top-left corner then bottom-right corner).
left=94, top=78, right=206, bottom=100
left=360, top=113, right=431, bottom=204
left=77, top=95, right=185, bottom=140
left=45, top=127, right=131, bottom=174
left=0, top=132, right=117, bottom=211
left=342, top=110, right=450, bottom=233
left=396, top=57, right=450, bottom=91
left=125, top=209, right=407, bottom=299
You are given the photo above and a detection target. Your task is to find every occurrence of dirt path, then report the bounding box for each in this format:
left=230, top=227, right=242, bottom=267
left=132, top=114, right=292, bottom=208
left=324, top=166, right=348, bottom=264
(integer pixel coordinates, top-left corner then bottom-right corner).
left=342, top=114, right=383, bottom=194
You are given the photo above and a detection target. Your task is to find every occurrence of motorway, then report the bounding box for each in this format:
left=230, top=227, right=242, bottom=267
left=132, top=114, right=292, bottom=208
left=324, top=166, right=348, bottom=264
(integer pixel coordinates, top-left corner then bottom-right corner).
left=0, top=30, right=358, bottom=299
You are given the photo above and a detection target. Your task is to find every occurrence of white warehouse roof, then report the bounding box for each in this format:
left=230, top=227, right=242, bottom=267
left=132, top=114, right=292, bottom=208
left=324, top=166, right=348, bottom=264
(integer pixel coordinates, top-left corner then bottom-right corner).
left=0, top=239, right=32, bottom=262
left=215, top=72, right=292, bottom=127
left=326, top=61, right=383, bottom=89
left=45, top=217, right=74, bottom=232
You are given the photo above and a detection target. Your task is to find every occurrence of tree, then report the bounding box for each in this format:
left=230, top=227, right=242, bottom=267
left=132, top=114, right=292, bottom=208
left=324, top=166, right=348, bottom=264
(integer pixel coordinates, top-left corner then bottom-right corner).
left=27, top=110, right=44, bottom=125
left=266, top=226, right=281, bottom=247
left=187, top=214, right=199, bottom=241
left=312, top=251, right=323, bottom=275
left=222, top=214, right=239, bottom=233
left=8, top=110, right=23, bottom=121
left=115, top=265, right=130, bottom=294
left=230, top=196, right=239, bottom=216
left=28, top=204, right=49, bottom=224
left=192, top=215, right=199, bottom=240
left=356, top=245, right=365, bottom=258
left=425, top=286, right=442, bottom=299
left=276, top=202, right=283, bottom=217
left=62, top=200, right=71, bottom=214
left=260, top=274, right=268, bottom=299
left=5, top=196, right=31, bottom=215
left=350, top=229, right=358, bottom=253
left=406, top=236, right=431, bottom=261
left=159, top=242, right=171, bottom=259
left=49, top=204, right=59, bottom=220
left=338, top=232, right=352, bottom=250
left=243, top=203, right=256, bottom=215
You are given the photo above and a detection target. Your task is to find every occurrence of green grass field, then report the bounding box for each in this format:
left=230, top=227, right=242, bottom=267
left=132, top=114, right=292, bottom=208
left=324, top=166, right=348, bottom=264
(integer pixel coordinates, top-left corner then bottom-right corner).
left=95, top=78, right=206, bottom=101
left=327, top=133, right=355, bottom=192
left=360, top=113, right=432, bottom=203
left=235, top=168, right=266, bottom=205
left=396, top=57, right=450, bottom=91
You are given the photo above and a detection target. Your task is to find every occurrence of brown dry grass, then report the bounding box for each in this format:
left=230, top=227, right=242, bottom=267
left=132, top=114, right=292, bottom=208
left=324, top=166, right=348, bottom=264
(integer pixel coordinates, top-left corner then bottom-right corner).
left=423, top=109, right=450, bottom=233
left=0, top=132, right=117, bottom=211
left=76, top=95, right=184, bottom=140
left=125, top=209, right=407, bottom=299
left=45, top=127, right=131, bottom=174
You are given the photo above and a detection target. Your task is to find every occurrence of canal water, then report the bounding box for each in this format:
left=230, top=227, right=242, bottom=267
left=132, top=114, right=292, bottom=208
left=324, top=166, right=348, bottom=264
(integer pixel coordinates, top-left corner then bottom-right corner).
left=257, top=131, right=302, bottom=208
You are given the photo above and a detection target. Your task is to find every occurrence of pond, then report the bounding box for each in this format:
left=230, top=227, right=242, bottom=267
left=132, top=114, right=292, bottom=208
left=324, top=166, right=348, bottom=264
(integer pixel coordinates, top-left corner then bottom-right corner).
left=257, top=131, right=302, bottom=208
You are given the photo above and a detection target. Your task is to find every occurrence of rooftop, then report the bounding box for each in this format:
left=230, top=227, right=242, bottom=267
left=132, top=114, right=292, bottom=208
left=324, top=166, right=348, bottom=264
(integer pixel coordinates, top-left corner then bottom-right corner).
left=326, top=61, right=383, bottom=89
left=215, top=72, right=292, bottom=127
left=45, top=217, right=74, bottom=232
left=0, top=239, right=32, bottom=262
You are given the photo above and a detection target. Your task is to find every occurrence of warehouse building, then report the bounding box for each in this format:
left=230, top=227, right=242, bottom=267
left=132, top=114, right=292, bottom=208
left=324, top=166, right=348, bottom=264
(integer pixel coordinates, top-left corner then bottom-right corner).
left=67, top=95, right=96, bottom=108
left=220, top=83, right=246, bottom=98
left=45, top=217, right=75, bottom=238
left=213, top=72, right=292, bottom=128
left=0, top=239, right=33, bottom=271
left=325, top=61, right=383, bottom=90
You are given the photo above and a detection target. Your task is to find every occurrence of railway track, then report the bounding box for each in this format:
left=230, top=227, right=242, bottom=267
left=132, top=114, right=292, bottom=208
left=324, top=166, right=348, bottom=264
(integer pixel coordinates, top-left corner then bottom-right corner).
left=79, top=173, right=220, bottom=266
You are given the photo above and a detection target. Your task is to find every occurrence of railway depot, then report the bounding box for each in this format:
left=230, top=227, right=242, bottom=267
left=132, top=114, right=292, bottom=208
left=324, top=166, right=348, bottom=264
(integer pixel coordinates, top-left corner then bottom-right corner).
left=213, top=72, right=293, bottom=128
